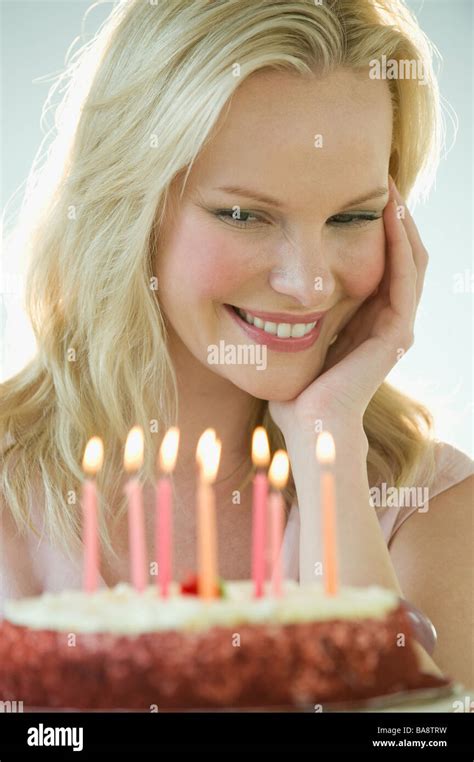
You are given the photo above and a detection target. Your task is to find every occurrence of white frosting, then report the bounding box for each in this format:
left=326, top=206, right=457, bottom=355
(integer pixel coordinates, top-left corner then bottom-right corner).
left=4, top=581, right=398, bottom=635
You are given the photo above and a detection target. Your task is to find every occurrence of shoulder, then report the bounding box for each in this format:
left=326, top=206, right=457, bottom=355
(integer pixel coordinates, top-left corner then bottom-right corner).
left=0, top=438, right=44, bottom=606
left=378, top=440, right=473, bottom=539
left=0, top=490, right=42, bottom=611
left=430, top=440, right=474, bottom=487
left=389, top=472, right=473, bottom=684
left=390, top=470, right=473, bottom=549
left=411, top=439, right=473, bottom=516
left=389, top=440, right=473, bottom=562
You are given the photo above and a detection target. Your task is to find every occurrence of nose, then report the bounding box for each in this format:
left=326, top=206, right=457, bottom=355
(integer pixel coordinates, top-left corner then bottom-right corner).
left=268, top=241, right=336, bottom=308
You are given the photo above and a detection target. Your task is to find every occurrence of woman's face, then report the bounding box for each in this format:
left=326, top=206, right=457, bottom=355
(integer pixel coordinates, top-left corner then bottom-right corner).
left=155, top=68, right=392, bottom=401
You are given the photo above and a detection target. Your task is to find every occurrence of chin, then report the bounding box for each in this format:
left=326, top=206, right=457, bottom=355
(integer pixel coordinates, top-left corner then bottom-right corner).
left=224, top=368, right=319, bottom=403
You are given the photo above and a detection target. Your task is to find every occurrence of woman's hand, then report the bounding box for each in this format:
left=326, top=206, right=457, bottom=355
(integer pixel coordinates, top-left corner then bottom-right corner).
left=269, top=177, right=429, bottom=436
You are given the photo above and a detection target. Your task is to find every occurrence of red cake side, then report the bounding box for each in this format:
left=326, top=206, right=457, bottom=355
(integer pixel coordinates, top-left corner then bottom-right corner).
left=0, top=604, right=448, bottom=710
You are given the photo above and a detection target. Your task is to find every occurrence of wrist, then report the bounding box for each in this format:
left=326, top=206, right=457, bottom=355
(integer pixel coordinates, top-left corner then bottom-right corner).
left=283, top=415, right=368, bottom=457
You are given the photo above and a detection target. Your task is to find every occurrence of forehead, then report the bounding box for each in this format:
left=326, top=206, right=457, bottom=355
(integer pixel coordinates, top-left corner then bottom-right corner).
left=187, top=68, right=393, bottom=206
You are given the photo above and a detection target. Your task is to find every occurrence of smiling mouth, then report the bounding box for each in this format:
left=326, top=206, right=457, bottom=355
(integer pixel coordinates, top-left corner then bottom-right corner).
left=227, top=304, right=320, bottom=339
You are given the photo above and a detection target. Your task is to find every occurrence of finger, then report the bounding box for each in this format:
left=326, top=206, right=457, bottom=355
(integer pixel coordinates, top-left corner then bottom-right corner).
left=383, top=192, right=417, bottom=329
left=389, top=178, right=428, bottom=304
left=390, top=178, right=429, bottom=260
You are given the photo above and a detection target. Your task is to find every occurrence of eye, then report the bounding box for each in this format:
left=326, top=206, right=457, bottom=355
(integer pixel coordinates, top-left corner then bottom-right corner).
left=211, top=208, right=381, bottom=229
left=328, top=213, right=381, bottom=227
left=213, top=209, right=266, bottom=228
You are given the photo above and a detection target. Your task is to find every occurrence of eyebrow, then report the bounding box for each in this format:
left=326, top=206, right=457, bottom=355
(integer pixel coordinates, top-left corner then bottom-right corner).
left=214, top=184, right=389, bottom=209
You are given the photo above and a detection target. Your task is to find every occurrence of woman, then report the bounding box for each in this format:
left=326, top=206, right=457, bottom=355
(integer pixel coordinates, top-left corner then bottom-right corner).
left=1, top=0, right=472, bottom=686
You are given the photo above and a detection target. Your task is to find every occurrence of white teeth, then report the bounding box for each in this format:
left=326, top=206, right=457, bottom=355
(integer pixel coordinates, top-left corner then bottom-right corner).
left=235, top=307, right=318, bottom=339
left=263, top=321, right=277, bottom=335
left=290, top=323, right=306, bottom=338
left=277, top=323, right=291, bottom=338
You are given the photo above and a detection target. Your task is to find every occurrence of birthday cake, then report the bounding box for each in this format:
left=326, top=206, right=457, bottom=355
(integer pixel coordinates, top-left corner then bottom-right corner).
left=0, top=580, right=448, bottom=710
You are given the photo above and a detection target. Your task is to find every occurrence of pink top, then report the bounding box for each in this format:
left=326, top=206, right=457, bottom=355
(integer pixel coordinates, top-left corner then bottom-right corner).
left=1, top=440, right=473, bottom=611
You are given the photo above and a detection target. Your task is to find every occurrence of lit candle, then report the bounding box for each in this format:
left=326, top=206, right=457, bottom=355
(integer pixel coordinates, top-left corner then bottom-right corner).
left=196, top=429, right=221, bottom=599
left=316, top=431, right=339, bottom=595
left=251, top=427, right=270, bottom=598
left=156, top=427, right=180, bottom=598
left=268, top=449, right=289, bottom=597
left=124, top=425, right=147, bottom=592
left=81, top=436, right=104, bottom=593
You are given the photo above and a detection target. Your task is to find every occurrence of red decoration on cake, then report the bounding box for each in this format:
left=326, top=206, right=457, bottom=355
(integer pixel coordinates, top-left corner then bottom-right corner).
left=180, top=572, right=225, bottom=597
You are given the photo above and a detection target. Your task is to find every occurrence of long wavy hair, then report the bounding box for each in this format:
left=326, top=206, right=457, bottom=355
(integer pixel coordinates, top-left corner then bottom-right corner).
left=1, top=0, right=443, bottom=565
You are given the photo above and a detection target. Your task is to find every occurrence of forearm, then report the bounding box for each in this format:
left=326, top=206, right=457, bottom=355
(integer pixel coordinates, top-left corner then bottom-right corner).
left=286, top=420, right=442, bottom=676
left=287, top=420, right=403, bottom=592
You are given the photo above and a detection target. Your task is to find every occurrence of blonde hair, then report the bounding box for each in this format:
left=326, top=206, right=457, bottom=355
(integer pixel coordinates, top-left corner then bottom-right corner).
left=1, top=0, right=442, bottom=563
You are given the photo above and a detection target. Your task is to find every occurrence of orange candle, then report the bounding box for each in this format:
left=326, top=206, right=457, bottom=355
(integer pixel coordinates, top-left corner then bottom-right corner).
left=81, top=436, right=104, bottom=593
left=156, top=427, right=180, bottom=598
left=124, top=425, right=147, bottom=592
left=196, top=429, right=221, bottom=599
left=316, top=431, right=338, bottom=595
left=251, top=427, right=270, bottom=598
left=268, top=449, right=289, bottom=597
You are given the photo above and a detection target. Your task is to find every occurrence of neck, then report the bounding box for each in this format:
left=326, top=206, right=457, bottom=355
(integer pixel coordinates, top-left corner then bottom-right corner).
left=166, top=332, right=265, bottom=485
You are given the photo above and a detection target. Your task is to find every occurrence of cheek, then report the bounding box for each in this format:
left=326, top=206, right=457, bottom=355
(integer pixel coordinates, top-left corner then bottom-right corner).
left=157, top=219, right=249, bottom=301
left=335, top=228, right=385, bottom=299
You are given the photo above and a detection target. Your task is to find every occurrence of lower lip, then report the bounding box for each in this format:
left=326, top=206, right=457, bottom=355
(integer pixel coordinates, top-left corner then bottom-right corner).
left=224, top=304, right=324, bottom=353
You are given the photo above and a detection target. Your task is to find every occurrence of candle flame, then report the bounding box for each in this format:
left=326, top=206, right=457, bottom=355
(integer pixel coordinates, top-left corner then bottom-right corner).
left=159, top=426, right=180, bottom=473
left=205, top=438, right=221, bottom=483
left=196, top=428, right=216, bottom=469
left=268, top=450, right=289, bottom=490
left=82, top=437, right=104, bottom=476
left=252, top=426, right=270, bottom=468
left=316, top=431, right=335, bottom=464
left=124, top=426, right=144, bottom=472
left=196, top=429, right=221, bottom=483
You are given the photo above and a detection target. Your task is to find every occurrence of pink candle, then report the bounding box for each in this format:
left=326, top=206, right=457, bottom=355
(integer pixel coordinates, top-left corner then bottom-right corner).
left=124, top=426, right=147, bottom=592
left=316, top=431, right=339, bottom=596
left=268, top=450, right=289, bottom=597
left=156, top=427, right=180, bottom=598
left=251, top=427, right=270, bottom=598
left=196, top=429, right=221, bottom=599
left=81, top=437, right=104, bottom=593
